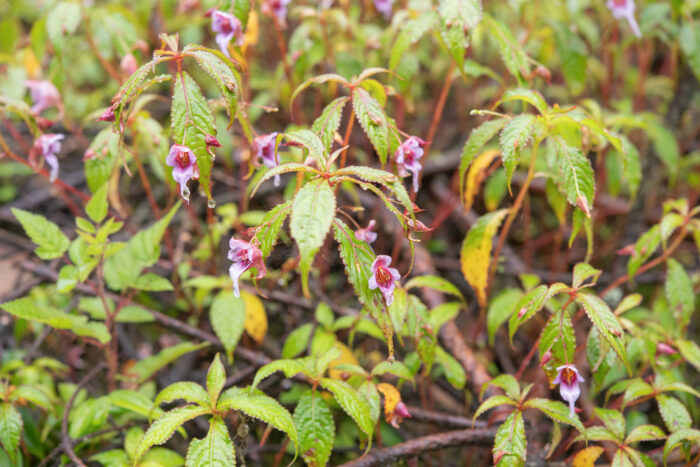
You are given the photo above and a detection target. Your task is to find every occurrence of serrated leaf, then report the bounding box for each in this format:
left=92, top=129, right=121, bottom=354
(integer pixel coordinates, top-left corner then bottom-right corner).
left=290, top=180, right=336, bottom=297
left=69, top=396, right=111, bottom=438
left=627, top=225, right=660, bottom=279
left=126, top=342, right=209, bottom=384
left=573, top=426, right=619, bottom=443
left=312, top=97, right=348, bottom=151
left=459, top=119, right=506, bottom=202
left=281, top=324, right=313, bottom=359
left=294, top=391, right=334, bottom=467
left=185, top=417, right=236, bottom=467
left=622, top=379, right=654, bottom=407
left=625, top=424, right=665, bottom=444
left=551, top=138, right=595, bottom=214
left=251, top=358, right=315, bottom=391
left=463, top=148, right=500, bottom=211
left=210, top=291, right=245, bottom=360
left=256, top=200, right=291, bottom=258
left=493, top=411, right=526, bottom=465
left=290, top=73, right=350, bottom=107
left=390, top=12, right=438, bottom=70
left=438, top=0, right=483, bottom=67
left=572, top=263, right=601, bottom=289
left=155, top=382, right=210, bottom=409
left=404, top=275, right=464, bottom=302
left=217, top=387, right=298, bottom=452
left=595, top=408, right=626, bottom=440
left=500, top=89, right=548, bottom=115
left=370, top=361, right=414, bottom=382
left=665, top=259, right=694, bottom=332
left=86, top=184, right=109, bottom=223
left=576, top=291, right=630, bottom=374
left=508, top=284, right=548, bottom=341
left=57, top=265, right=78, bottom=293
left=46, top=1, right=81, bottom=52
left=474, top=395, right=517, bottom=421
left=108, top=390, right=163, bottom=420
left=539, top=311, right=576, bottom=382
left=656, top=394, right=691, bottom=433
left=132, top=273, right=174, bottom=291
left=487, top=288, right=522, bottom=345
left=207, top=355, right=226, bottom=405
left=185, top=47, right=240, bottom=128
left=134, top=406, right=210, bottom=462
left=524, top=399, right=584, bottom=432
left=483, top=15, right=531, bottom=83
left=320, top=378, right=374, bottom=441
left=676, top=339, right=700, bottom=372
left=333, top=166, right=398, bottom=185
left=172, top=71, right=216, bottom=200
left=250, top=163, right=318, bottom=198
left=0, top=403, right=22, bottom=462
left=351, top=87, right=389, bottom=164
left=12, top=385, right=52, bottom=412
left=663, top=428, right=700, bottom=464
left=285, top=130, right=328, bottom=171
left=11, top=207, right=70, bottom=259
left=460, top=209, right=508, bottom=307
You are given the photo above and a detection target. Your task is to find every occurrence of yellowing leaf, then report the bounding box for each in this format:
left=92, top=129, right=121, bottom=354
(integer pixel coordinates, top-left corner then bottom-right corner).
left=572, top=446, right=605, bottom=467
left=328, top=342, right=360, bottom=380
left=243, top=291, right=267, bottom=344
left=460, top=209, right=508, bottom=307
left=464, top=149, right=500, bottom=211
left=376, top=383, right=400, bottom=417
left=22, top=48, right=40, bottom=78
left=243, top=10, right=259, bottom=47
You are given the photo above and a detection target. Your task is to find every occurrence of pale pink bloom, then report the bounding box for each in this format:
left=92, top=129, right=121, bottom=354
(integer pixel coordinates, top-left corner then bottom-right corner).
left=395, top=137, right=426, bottom=193
left=24, top=80, right=61, bottom=114
left=120, top=54, right=138, bottom=75
left=228, top=238, right=266, bottom=297
left=211, top=10, right=244, bottom=57
left=34, top=134, right=64, bottom=182
left=253, top=133, right=281, bottom=186
left=262, top=0, right=292, bottom=21
left=368, top=255, right=401, bottom=305
left=607, top=0, right=642, bottom=38
left=657, top=343, right=677, bottom=355
left=165, top=144, right=199, bottom=202
left=355, top=220, right=378, bottom=243
left=373, top=0, right=393, bottom=19
left=553, top=364, right=585, bottom=418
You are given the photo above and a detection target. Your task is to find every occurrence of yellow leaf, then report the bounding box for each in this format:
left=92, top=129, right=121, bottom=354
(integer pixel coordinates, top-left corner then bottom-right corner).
left=328, top=342, right=360, bottom=380
left=243, top=10, right=259, bottom=47
left=376, top=383, right=400, bottom=417
left=460, top=209, right=508, bottom=307
left=572, top=446, right=605, bottom=467
left=22, top=48, right=40, bottom=79
left=242, top=291, right=267, bottom=344
left=464, top=149, right=500, bottom=211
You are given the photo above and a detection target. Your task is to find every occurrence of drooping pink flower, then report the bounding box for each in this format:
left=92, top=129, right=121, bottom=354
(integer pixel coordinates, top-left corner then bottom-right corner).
left=368, top=255, right=401, bottom=305
left=24, top=80, right=61, bottom=114
left=373, top=0, right=393, bottom=19
left=657, top=343, right=677, bottom=355
left=97, top=108, right=115, bottom=122
left=607, top=0, right=641, bottom=38
left=395, top=137, right=426, bottom=193
left=253, top=132, right=281, bottom=187
left=262, top=0, right=292, bottom=21
left=553, top=364, right=585, bottom=418
left=33, top=134, right=64, bottom=182
left=211, top=10, right=244, bottom=57
left=388, top=401, right=412, bottom=428
left=165, top=144, right=199, bottom=202
left=355, top=220, right=378, bottom=244
left=228, top=238, right=267, bottom=297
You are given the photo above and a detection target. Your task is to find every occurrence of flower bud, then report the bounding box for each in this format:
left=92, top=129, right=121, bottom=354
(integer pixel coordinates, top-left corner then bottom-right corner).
left=205, top=135, right=222, bottom=147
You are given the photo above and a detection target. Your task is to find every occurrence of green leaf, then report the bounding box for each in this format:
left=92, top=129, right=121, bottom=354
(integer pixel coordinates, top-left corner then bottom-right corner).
left=429, top=302, right=462, bottom=332
left=459, top=118, right=507, bottom=202
left=576, top=291, right=630, bottom=374
left=483, top=374, right=521, bottom=400
left=680, top=22, right=700, bottom=82
left=493, top=411, right=526, bottom=465
left=474, top=395, right=517, bottom=421
left=352, top=87, right=389, bottom=164
left=255, top=201, right=291, bottom=256
left=483, top=15, right=531, bottom=83
left=625, top=424, right=665, bottom=444
left=126, top=342, right=209, bottom=384
left=294, top=391, right=334, bottom=467
left=46, top=1, right=81, bottom=52
left=251, top=358, right=314, bottom=391
left=622, top=379, right=654, bottom=407
left=103, top=203, right=179, bottom=291
left=551, top=138, right=595, bottom=215
left=508, top=285, right=548, bottom=341
left=594, top=408, right=626, bottom=441
left=663, top=428, right=700, bottom=464
left=460, top=209, right=509, bottom=307
left=186, top=47, right=240, bottom=128
left=665, top=259, right=694, bottom=332
left=185, top=417, right=236, bottom=467
left=656, top=395, right=691, bottom=433
left=172, top=71, right=216, bottom=200
left=405, top=275, right=464, bottom=302
left=108, top=390, right=163, bottom=420
left=210, top=291, right=246, bottom=360
left=281, top=324, right=313, bottom=359
left=285, top=130, right=328, bottom=171
left=320, top=378, right=374, bottom=441
left=647, top=123, right=679, bottom=181
left=250, top=163, right=318, bottom=198
left=131, top=273, right=174, bottom=291
left=487, top=288, right=522, bottom=345
left=69, top=396, right=110, bottom=438
left=312, top=97, right=348, bottom=151
left=438, top=0, right=482, bottom=67
left=332, top=166, right=398, bottom=185
left=290, top=180, right=336, bottom=297
left=57, top=265, right=78, bottom=293
left=290, top=73, right=349, bottom=107
left=390, top=12, right=438, bottom=70
left=524, top=399, right=584, bottom=432
left=12, top=385, right=52, bottom=412
left=370, top=360, right=414, bottom=382
left=90, top=449, right=129, bottom=467
left=155, top=382, right=210, bottom=409
left=572, top=263, right=601, bottom=289
left=676, top=339, right=700, bottom=372
left=0, top=403, right=22, bottom=462
left=627, top=225, right=660, bottom=279
left=207, top=355, right=226, bottom=405
left=112, top=60, right=155, bottom=126
left=539, top=310, right=575, bottom=381
left=217, top=387, right=298, bottom=452
left=11, top=207, right=70, bottom=259
left=499, top=89, right=548, bottom=115
left=435, top=346, right=466, bottom=389
left=572, top=426, right=619, bottom=443
left=134, top=406, right=210, bottom=463
left=85, top=184, right=109, bottom=223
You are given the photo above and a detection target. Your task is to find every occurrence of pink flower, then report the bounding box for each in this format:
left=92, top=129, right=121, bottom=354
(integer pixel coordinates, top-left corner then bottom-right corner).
left=165, top=144, right=199, bottom=202
left=368, top=255, right=401, bottom=305
left=120, top=54, right=138, bottom=75
left=262, top=0, right=291, bottom=21
left=355, top=220, right=378, bottom=243
left=389, top=401, right=412, bottom=428
left=373, top=0, right=393, bottom=19
left=228, top=238, right=267, bottom=297
left=395, top=137, right=426, bottom=193
left=24, top=80, right=61, bottom=114
left=657, top=343, right=677, bottom=355
left=211, top=10, right=244, bottom=57
left=607, top=0, right=641, bottom=38
left=253, top=133, right=281, bottom=186
left=33, top=134, right=64, bottom=182
left=553, top=364, right=585, bottom=418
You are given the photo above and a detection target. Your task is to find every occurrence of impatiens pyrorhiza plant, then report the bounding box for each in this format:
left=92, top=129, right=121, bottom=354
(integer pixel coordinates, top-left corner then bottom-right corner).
left=0, top=0, right=699, bottom=465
